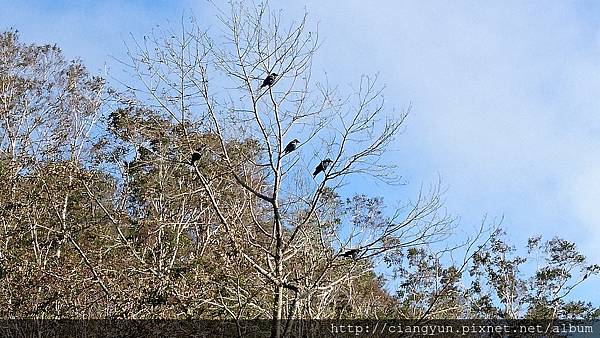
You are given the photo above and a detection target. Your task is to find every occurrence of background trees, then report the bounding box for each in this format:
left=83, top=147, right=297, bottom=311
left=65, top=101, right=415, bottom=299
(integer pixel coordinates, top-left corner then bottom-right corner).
left=0, top=1, right=598, bottom=337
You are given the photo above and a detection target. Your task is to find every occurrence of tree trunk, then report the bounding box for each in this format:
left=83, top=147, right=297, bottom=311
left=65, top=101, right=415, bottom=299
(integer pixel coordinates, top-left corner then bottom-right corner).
left=271, top=283, right=283, bottom=338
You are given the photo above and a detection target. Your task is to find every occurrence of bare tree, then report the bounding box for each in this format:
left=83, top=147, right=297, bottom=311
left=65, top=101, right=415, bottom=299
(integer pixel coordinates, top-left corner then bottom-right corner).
left=115, top=2, right=453, bottom=336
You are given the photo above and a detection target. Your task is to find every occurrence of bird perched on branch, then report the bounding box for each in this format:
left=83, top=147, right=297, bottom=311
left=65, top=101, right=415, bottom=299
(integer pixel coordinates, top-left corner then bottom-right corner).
left=283, top=139, right=300, bottom=155
left=313, top=158, right=332, bottom=177
left=190, top=152, right=201, bottom=165
left=190, top=146, right=204, bottom=165
left=340, top=248, right=360, bottom=259
left=260, top=73, right=278, bottom=88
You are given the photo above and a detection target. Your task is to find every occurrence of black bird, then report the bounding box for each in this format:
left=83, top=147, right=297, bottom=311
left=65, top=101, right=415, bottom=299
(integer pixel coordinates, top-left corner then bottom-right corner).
left=190, top=153, right=202, bottom=165
left=190, top=146, right=204, bottom=165
left=260, top=73, right=278, bottom=88
left=313, top=158, right=332, bottom=177
left=283, top=139, right=300, bottom=154
left=340, top=248, right=360, bottom=259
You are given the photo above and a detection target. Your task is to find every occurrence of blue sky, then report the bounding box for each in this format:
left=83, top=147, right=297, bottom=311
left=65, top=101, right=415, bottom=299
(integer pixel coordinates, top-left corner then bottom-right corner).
left=2, top=0, right=599, bottom=303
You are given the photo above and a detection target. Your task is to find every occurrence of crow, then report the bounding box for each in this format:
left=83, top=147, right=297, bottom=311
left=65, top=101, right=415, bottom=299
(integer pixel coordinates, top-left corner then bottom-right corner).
left=313, top=158, right=332, bottom=177
left=190, top=146, right=205, bottom=165
left=340, top=248, right=360, bottom=259
left=190, top=152, right=201, bottom=165
left=260, top=73, right=278, bottom=88
left=283, top=139, right=300, bottom=154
